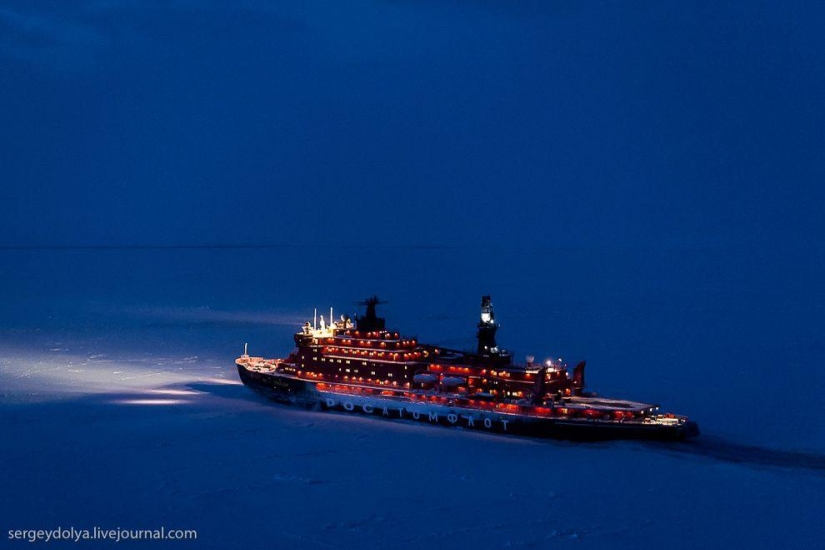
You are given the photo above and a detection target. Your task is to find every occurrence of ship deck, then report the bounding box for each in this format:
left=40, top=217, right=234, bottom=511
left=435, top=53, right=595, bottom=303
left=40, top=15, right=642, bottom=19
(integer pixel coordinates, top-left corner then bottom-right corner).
left=564, top=396, right=657, bottom=413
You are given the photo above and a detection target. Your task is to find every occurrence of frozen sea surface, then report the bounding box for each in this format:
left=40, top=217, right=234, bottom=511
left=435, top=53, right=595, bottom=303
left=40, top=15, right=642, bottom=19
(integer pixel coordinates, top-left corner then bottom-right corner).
left=0, top=248, right=822, bottom=549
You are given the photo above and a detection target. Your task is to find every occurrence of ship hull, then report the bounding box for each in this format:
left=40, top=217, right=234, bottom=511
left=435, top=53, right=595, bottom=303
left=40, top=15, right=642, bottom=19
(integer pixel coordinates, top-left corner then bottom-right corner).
left=237, top=364, right=699, bottom=441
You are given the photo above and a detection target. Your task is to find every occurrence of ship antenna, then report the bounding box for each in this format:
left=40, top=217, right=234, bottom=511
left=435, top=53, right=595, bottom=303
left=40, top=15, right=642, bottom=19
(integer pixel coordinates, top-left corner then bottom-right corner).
left=330, top=307, right=333, bottom=329
left=244, top=342, right=248, bottom=356
left=314, top=308, right=317, bottom=330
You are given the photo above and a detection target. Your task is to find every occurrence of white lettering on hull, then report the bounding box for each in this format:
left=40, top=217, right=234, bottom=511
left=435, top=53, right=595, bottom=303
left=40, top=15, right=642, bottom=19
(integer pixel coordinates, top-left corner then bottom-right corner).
left=324, top=395, right=514, bottom=432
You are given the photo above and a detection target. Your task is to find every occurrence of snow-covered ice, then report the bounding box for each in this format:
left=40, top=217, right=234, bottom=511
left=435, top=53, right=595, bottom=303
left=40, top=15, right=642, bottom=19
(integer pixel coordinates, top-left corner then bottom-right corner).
left=1, top=248, right=822, bottom=549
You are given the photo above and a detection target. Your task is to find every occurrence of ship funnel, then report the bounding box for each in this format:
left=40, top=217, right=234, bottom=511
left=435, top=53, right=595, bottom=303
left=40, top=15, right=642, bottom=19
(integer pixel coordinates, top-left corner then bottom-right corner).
left=355, top=296, right=387, bottom=332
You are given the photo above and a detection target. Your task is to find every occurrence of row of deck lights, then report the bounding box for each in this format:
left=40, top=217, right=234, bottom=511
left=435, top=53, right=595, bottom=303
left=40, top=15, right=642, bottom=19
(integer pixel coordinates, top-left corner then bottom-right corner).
left=324, top=346, right=423, bottom=361
left=342, top=330, right=404, bottom=340
left=300, top=371, right=409, bottom=387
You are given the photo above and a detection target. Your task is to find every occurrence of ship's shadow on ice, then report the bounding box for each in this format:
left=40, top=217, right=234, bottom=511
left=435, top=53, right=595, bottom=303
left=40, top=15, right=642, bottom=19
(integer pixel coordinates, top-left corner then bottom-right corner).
left=642, top=436, right=825, bottom=475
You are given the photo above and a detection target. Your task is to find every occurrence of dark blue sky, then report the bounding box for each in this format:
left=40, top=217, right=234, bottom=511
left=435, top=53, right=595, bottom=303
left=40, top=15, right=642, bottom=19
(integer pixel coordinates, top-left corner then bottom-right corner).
left=1, top=1, right=822, bottom=249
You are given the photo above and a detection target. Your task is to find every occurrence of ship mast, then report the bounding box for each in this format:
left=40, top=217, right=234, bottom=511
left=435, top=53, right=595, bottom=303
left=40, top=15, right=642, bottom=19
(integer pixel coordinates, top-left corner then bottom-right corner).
left=477, top=295, right=499, bottom=355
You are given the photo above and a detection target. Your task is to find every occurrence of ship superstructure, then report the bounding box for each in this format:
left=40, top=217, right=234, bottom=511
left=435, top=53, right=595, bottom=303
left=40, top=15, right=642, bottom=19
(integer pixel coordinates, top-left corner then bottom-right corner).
left=237, top=296, right=698, bottom=440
